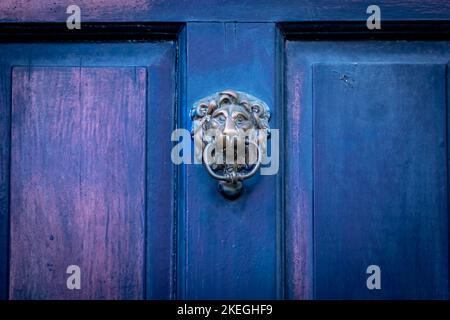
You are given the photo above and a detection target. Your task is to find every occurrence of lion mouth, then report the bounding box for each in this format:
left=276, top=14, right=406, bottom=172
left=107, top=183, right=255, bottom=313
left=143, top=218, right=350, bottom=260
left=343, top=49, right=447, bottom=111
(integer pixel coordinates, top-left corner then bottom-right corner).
left=213, top=138, right=258, bottom=166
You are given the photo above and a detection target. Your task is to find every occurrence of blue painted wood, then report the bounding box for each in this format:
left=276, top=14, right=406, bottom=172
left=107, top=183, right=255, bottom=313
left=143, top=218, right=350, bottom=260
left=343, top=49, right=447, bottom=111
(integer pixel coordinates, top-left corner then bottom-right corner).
left=447, top=64, right=450, bottom=299
left=0, top=42, right=177, bottom=299
left=0, top=63, right=10, bottom=300
left=176, top=26, right=188, bottom=300
left=313, top=63, right=448, bottom=299
left=1, top=0, right=450, bottom=22
left=181, top=23, right=279, bottom=299
left=146, top=43, right=177, bottom=300
left=286, top=41, right=450, bottom=300
left=0, top=1, right=449, bottom=300
left=285, top=45, right=314, bottom=300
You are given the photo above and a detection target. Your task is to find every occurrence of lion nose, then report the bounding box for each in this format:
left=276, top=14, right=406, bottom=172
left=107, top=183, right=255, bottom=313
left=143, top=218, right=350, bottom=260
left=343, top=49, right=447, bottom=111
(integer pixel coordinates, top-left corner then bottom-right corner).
left=223, top=118, right=237, bottom=137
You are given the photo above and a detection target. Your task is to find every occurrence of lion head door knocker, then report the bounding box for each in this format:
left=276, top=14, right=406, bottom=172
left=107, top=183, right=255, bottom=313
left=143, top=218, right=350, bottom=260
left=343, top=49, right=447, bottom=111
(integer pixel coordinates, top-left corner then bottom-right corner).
left=191, top=90, right=271, bottom=199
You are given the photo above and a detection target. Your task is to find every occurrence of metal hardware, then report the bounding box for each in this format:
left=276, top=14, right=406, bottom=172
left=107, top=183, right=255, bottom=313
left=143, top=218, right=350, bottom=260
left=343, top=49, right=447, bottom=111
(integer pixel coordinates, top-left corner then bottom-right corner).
left=191, top=90, right=271, bottom=199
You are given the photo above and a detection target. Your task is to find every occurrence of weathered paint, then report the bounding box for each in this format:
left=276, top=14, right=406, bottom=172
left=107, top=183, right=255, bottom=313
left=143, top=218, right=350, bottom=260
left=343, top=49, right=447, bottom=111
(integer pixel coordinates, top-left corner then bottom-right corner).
left=0, top=63, right=9, bottom=301
left=0, top=1, right=449, bottom=301
left=287, top=40, right=450, bottom=299
left=10, top=67, right=146, bottom=299
left=1, top=0, right=450, bottom=22
left=180, top=23, right=279, bottom=299
left=313, top=63, right=448, bottom=299
left=0, top=42, right=176, bottom=300
left=286, top=69, right=313, bottom=299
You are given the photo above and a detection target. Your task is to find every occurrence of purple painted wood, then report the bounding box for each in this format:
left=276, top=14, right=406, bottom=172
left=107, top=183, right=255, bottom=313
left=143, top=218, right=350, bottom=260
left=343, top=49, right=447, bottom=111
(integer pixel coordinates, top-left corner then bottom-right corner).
left=1, top=0, right=450, bottom=22
left=10, top=67, right=146, bottom=300
left=285, top=64, right=313, bottom=300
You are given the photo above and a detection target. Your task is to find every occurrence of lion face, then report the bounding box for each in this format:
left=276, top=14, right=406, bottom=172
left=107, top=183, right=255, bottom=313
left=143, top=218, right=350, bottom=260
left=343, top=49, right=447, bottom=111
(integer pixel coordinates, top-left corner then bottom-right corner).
left=209, top=103, right=253, bottom=145
left=191, top=90, right=271, bottom=164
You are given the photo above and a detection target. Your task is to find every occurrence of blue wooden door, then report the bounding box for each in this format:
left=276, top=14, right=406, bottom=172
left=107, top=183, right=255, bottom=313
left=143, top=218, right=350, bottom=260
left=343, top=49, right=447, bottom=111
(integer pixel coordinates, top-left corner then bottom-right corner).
left=0, top=1, right=449, bottom=301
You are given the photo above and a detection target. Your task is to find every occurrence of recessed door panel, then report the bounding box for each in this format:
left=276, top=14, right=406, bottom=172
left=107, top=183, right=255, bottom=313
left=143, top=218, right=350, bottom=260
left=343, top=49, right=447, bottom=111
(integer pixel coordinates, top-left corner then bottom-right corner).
left=286, top=41, right=450, bottom=299
left=313, top=63, right=448, bottom=299
left=0, top=40, right=176, bottom=300
left=10, top=67, right=146, bottom=299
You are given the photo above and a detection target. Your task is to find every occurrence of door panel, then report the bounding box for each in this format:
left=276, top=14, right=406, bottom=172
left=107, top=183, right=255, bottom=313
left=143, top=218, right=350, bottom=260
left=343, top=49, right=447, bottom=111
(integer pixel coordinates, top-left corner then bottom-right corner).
left=0, top=42, right=176, bottom=300
left=10, top=67, right=146, bottom=299
left=286, top=41, right=450, bottom=299
left=313, top=63, right=448, bottom=299
left=181, top=23, right=280, bottom=299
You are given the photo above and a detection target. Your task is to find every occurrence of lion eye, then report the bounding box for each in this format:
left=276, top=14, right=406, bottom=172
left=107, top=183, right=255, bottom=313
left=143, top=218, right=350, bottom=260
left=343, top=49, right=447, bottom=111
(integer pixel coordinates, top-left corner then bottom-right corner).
left=235, top=115, right=246, bottom=123
left=215, top=114, right=226, bottom=123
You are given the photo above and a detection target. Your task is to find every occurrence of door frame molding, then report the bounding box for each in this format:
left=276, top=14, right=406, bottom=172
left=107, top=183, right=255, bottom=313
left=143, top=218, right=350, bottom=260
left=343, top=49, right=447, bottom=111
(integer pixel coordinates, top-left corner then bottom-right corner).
left=279, top=20, right=450, bottom=40
left=0, top=22, right=183, bottom=41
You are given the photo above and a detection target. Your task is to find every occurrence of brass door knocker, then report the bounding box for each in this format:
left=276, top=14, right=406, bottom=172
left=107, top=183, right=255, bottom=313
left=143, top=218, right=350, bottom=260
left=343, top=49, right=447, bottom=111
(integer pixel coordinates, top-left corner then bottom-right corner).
left=191, top=90, right=271, bottom=199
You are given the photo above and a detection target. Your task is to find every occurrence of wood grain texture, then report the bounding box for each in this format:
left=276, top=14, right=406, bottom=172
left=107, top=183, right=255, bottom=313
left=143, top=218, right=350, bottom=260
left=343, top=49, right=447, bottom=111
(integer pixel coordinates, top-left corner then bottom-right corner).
left=1, top=0, right=450, bottom=22
left=0, top=63, right=11, bottom=300
left=286, top=40, right=450, bottom=300
left=447, top=64, right=450, bottom=299
left=313, top=63, right=448, bottom=299
left=10, top=67, right=146, bottom=300
left=0, top=42, right=176, bottom=300
left=285, top=62, right=313, bottom=300
left=146, top=45, right=177, bottom=300
left=181, top=23, right=279, bottom=299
